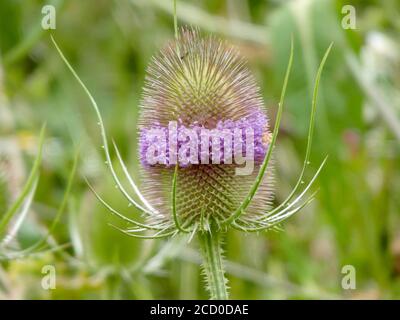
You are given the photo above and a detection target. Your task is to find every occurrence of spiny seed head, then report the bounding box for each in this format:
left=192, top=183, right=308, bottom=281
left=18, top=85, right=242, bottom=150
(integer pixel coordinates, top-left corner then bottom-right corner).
left=138, top=27, right=274, bottom=229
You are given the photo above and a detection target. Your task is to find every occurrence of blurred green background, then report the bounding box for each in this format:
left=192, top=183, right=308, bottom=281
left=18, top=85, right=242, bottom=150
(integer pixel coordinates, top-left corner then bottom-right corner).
left=0, top=0, right=399, bottom=299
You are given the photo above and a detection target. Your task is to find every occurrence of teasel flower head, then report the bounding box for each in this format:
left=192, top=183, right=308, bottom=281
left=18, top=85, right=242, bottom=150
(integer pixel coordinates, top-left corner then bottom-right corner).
left=52, top=26, right=331, bottom=240
left=52, top=21, right=331, bottom=298
left=137, top=27, right=274, bottom=232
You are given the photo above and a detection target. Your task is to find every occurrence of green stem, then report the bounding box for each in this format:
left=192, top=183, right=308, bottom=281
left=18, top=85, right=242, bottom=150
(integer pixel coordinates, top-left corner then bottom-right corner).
left=173, top=0, right=178, bottom=40
left=198, top=230, right=228, bottom=300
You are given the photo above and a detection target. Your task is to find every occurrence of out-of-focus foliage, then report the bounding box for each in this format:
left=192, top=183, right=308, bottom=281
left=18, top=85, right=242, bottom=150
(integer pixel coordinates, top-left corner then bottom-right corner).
left=0, top=0, right=399, bottom=299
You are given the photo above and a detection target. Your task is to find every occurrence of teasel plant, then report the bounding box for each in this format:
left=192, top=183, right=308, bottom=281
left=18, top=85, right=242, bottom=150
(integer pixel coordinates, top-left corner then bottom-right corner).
left=51, top=0, right=332, bottom=299
left=0, top=125, right=79, bottom=261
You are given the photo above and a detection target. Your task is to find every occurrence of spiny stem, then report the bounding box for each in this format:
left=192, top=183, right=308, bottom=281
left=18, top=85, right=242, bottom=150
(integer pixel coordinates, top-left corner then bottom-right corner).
left=198, top=229, right=228, bottom=300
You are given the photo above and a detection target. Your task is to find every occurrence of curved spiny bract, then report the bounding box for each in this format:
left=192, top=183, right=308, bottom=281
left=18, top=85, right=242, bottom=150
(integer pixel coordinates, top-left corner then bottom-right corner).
left=138, top=28, right=274, bottom=230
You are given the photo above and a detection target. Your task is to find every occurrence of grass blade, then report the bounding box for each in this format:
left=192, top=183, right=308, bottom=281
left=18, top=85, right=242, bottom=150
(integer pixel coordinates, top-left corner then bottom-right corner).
left=0, top=125, right=46, bottom=236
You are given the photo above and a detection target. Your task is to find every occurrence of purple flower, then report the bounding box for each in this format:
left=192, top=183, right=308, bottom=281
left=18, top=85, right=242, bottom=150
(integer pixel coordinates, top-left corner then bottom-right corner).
left=139, top=112, right=270, bottom=167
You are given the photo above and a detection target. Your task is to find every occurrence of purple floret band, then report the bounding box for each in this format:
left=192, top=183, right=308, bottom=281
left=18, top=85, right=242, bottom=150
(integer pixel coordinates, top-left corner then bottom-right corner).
left=139, top=112, right=270, bottom=168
